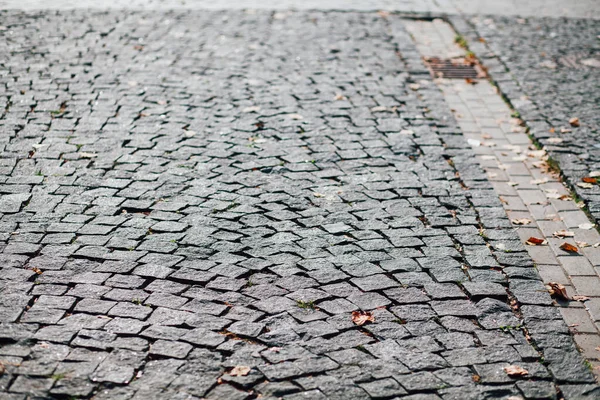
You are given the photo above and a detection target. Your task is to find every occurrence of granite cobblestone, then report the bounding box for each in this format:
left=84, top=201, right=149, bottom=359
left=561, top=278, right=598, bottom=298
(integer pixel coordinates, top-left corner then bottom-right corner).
left=0, top=9, right=597, bottom=399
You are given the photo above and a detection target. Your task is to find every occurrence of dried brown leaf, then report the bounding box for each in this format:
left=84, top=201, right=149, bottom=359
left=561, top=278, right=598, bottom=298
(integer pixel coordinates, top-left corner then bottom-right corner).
left=583, top=177, right=597, bottom=184
left=553, top=230, right=574, bottom=238
left=511, top=218, right=532, bottom=225
left=351, top=311, right=375, bottom=326
left=573, top=295, right=590, bottom=302
left=229, top=366, right=251, bottom=377
left=79, top=152, right=98, bottom=159
left=577, top=182, right=594, bottom=189
left=530, top=178, right=549, bottom=185
left=569, top=117, right=580, bottom=127
left=504, top=365, right=529, bottom=377
left=525, top=237, right=546, bottom=246
left=548, top=282, right=569, bottom=300
left=559, top=242, right=579, bottom=253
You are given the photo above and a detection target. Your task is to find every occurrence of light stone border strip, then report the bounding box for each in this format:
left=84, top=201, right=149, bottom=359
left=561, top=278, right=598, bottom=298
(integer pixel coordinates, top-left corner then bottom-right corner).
left=406, top=18, right=600, bottom=381
left=0, top=0, right=599, bottom=19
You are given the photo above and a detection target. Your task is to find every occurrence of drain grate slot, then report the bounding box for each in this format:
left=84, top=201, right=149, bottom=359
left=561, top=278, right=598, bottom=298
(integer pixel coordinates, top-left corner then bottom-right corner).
left=424, top=57, right=485, bottom=79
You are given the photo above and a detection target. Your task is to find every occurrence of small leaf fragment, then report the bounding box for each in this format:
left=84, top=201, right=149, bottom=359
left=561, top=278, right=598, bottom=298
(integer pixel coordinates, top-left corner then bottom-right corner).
left=578, top=223, right=595, bottom=230
left=511, top=218, right=532, bottom=225
left=530, top=178, right=549, bottom=185
left=504, top=365, right=529, bottom=377
left=243, top=106, right=260, bottom=113
left=229, top=366, right=251, bottom=377
left=569, top=117, right=580, bottom=127
left=527, top=150, right=547, bottom=159
left=583, top=177, right=597, bottom=184
left=559, top=242, right=579, bottom=253
left=577, top=182, right=594, bottom=189
left=371, top=106, right=388, bottom=112
left=525, top=237, right=546, bottom=246
left=547, top=137, right=563, bottom=144
left=552, top=230, right=574, bottom=238
left=573, top=295, right=590, bottom=302
left=351, top=311, right=375, bottom=326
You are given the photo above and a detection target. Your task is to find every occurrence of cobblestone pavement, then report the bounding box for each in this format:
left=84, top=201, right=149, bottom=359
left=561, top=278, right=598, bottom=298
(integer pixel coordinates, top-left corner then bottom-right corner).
left=1, top=0, right=600, bottom=19
left=407, top=17, right=600, bottom=381
left=0, top=9, right=599, bottom=400
left=452, top=17, right=600, bottom=224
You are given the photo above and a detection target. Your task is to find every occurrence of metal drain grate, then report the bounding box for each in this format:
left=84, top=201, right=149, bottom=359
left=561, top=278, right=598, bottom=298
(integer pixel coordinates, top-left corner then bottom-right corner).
left=424, top=57, right=485, bottom=79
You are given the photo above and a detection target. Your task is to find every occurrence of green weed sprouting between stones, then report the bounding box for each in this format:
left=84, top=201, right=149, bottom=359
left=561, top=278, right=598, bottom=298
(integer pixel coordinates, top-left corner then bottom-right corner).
left=296, top=300, right=316, bottom=310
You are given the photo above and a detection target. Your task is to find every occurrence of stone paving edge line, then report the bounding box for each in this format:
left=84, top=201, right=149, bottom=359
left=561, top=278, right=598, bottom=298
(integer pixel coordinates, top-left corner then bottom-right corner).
left=395, top=17, right=600, bottom=397
left=447, top=15, right=600, bottom=230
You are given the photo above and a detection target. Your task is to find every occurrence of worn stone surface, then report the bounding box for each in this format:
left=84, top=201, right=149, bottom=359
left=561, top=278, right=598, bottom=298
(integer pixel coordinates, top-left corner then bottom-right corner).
left=0, top=9, right=596, bottom=399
